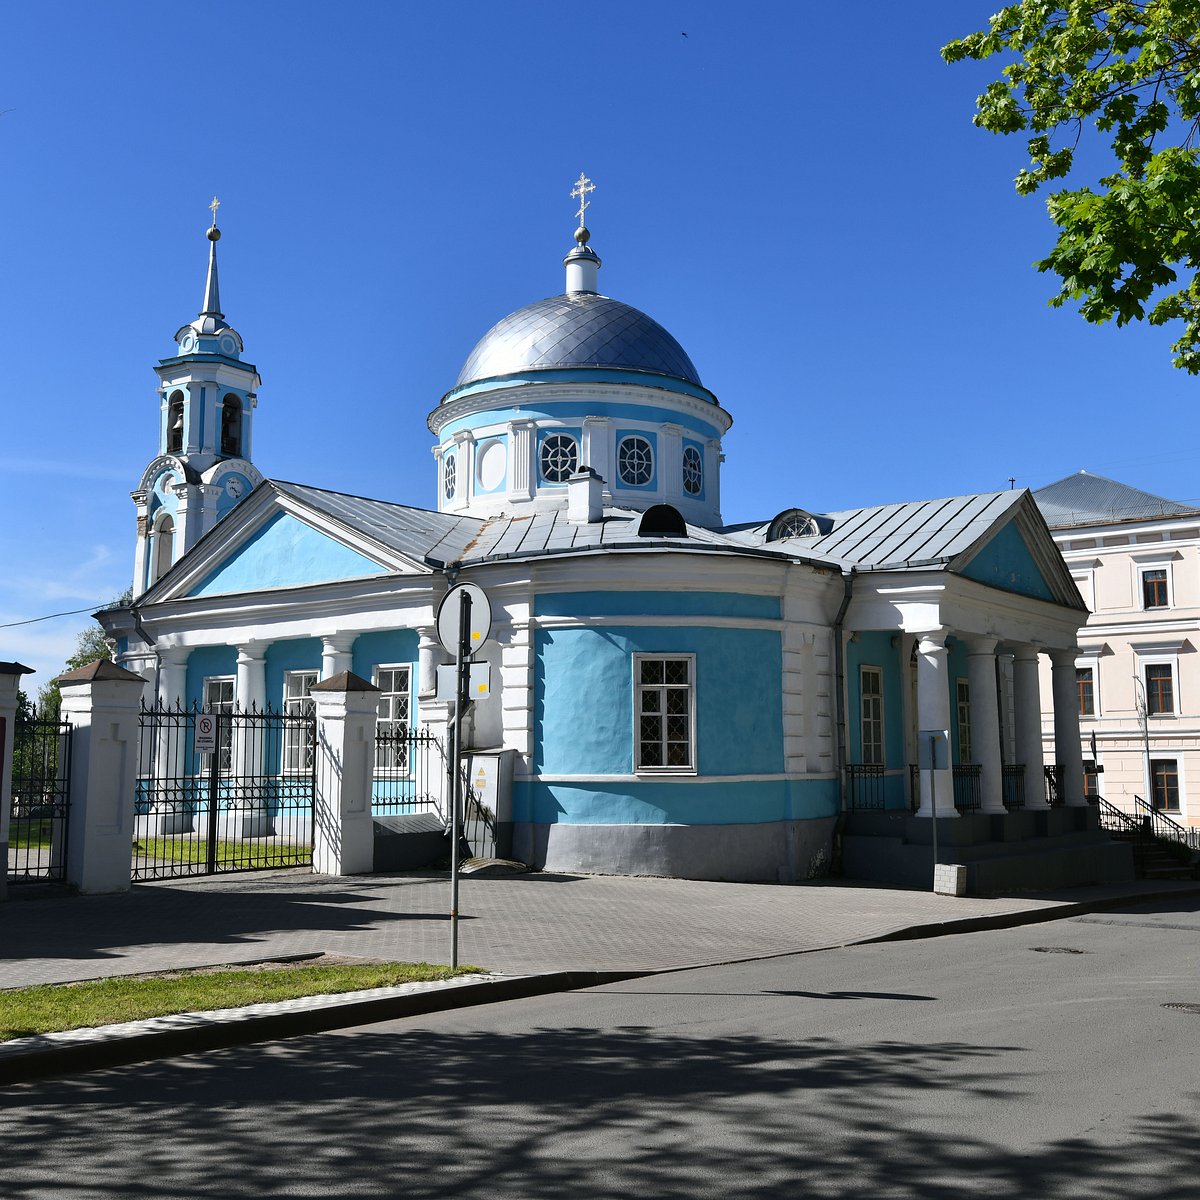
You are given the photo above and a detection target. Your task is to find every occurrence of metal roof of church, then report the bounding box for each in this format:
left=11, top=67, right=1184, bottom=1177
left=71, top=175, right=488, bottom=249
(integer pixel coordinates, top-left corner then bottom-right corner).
left=1032, top=471, right=1199, bottom=528
left=271, top=481, right=1031, bottom=575
left=452, top=292, right=703, bottom=391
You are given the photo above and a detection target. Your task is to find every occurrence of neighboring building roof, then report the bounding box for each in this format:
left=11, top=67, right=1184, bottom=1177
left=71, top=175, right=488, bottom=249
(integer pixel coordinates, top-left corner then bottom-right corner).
left=1033, top=471, right=1200, bottom=528
left=453, top=292, right=703, bottom=390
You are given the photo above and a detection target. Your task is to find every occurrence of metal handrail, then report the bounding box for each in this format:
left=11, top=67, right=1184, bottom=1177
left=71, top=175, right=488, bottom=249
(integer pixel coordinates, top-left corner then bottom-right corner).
left=1132, top=794, right=1200, bottom=851
left=845, top=763, right=886, bottom=810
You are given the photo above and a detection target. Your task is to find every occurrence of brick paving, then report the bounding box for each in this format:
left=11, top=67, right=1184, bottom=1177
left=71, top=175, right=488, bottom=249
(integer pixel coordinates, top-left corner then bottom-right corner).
left=4, top=869, right=1197, bottom=989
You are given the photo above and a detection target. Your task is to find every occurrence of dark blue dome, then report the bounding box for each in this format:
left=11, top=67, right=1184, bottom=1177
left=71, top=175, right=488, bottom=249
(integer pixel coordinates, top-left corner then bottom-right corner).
left=454, top=292, right=702, bottom=390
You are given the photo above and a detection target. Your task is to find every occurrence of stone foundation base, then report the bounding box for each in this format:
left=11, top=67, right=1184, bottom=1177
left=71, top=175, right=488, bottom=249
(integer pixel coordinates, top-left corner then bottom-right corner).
left=513, top=817, right=837, bottom=883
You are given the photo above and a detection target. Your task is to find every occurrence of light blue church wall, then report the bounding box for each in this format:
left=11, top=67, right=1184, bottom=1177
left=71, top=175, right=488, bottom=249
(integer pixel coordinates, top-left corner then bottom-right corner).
left=185, top=645, right=238, bottom=711
left=351, top=630, right=419, bottom=684
left=189, top=512, right=387, bottom=597
left=527, top=588, right=801, bottom=827
left=960, top=521, right=1055, bottom=602
left=265, top=637, right=322, bottom=708
left=845, top=631, right=907, bottom=809
left=440, top=397, right=723, bottom=442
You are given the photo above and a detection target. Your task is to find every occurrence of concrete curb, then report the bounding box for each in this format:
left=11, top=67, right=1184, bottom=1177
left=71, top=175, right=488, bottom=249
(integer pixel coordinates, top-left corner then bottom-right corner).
left=0, top=969, right=647, bottom=1088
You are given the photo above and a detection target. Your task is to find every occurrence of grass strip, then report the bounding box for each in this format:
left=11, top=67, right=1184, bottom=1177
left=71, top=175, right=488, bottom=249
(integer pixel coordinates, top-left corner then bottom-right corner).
left=133, top=837, right=310, bottom=868
left=0, top=962, right=483, bottom=1041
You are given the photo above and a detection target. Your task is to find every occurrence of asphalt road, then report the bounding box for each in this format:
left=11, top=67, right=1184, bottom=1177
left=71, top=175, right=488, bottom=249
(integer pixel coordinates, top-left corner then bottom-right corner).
left=2, top=898, right=1198, bottom=1199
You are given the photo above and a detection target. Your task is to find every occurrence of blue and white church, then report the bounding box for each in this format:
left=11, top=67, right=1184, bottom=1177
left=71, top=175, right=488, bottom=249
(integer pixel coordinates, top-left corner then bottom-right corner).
left=103, top=186, right=1125, bottom=888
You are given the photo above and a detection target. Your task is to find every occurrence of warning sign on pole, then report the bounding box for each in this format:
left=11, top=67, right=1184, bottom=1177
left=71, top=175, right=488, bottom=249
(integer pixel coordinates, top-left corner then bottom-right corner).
left=195, top=713, right=217, bottom=754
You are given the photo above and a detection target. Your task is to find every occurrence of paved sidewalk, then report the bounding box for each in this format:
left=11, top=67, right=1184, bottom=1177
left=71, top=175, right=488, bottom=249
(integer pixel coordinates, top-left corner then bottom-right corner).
left=4, top=869, right=1198, bottom=988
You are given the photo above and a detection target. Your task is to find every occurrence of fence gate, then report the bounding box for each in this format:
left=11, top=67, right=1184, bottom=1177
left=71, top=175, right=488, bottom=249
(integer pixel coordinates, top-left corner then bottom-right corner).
left=7, top=707, right=72, bottom=885
left=134, top=702, right=315, bottom=880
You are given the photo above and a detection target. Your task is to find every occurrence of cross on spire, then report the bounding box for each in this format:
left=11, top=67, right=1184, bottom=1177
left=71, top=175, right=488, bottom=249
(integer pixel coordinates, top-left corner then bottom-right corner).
left=570, top=172, right=594, bottom=229
left=209, top=195, right=221, bottom=227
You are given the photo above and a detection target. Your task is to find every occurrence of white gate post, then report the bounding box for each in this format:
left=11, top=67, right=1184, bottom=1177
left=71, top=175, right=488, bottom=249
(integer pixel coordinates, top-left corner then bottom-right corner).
left=311, top=671, right=380, bottom=876
left=0, top=662, right=35, bottom=901
left=56, top=660, right=147, bottom=894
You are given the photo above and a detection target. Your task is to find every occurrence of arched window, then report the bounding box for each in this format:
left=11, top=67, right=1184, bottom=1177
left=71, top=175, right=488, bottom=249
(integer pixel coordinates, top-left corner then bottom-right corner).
left=444, top=453, right=457, bottom=501
left=166, top=392, right=184, bottom=454
left=767, top=508, right=820, bottom=541
left=220, top=394, right=242, bottom=456
left=682, top=446, right=703, bottom=495
left=150, top=513, right=175, bottom=585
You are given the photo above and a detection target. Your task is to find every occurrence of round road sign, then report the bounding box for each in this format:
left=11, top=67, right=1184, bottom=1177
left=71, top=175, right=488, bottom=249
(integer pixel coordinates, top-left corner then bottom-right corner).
left=436, top=583, right=492, bottom=656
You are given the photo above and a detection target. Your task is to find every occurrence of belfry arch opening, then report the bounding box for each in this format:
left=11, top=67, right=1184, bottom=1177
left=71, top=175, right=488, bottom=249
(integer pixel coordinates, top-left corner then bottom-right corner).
left=221, top=394, right=242, bottom=456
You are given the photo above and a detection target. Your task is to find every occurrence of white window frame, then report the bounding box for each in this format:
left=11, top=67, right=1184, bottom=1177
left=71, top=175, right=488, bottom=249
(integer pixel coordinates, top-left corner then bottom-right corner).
left=1134, top=644, right=1183, bottom=718
left=282, top=669, right=318, bottom=773
left=1075, top=650, right=1102, bottom=718
left=1149, top=755, right=1184, bottom=816
left=633, top=653, right=696, bottom=774
left=201, top=675, right=235, bottom=774
left=1131, top=550, right=1180, bottom=611
left=859, top=665, right=884, bottom=766
left=374, top=663, right=413, bottom=776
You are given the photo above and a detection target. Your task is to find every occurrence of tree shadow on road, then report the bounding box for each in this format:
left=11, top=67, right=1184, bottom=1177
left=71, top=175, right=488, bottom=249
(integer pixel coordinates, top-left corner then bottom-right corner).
left=2, top=1024, right=1196, bottom=1199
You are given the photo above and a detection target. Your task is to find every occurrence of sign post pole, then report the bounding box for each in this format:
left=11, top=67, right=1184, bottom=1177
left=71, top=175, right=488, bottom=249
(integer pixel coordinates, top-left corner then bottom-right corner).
left=449, top=588, right=471, bottom=970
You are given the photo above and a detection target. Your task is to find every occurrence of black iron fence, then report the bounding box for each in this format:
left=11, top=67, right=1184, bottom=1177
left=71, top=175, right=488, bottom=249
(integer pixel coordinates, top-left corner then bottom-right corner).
left=845, top=764, right=886, bottom=810
left=134, top=702, right=315, bottom=880
left=372, top=728, right=447, bottom=819
left=7, top=707, right=72, bottom=884
left=1132, top=793, right=1200, bottom=851
left=1044, top=764, right=1062, bottom=806
left=1002, top=763, right=1026, bottom=810
left=953, top=763, right=982, bottom=812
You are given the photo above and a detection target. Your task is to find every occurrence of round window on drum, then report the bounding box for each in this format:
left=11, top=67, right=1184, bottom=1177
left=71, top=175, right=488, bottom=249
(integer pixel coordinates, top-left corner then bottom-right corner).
left=682, top=446, right=703, bottom=495
left=539, top=434, right=578, bottom=484
left=618, top=436, right=654, bottom=487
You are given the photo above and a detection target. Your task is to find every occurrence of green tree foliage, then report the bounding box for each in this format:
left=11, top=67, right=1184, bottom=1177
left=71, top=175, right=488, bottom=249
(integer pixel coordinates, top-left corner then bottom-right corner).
left=944, top=2, right=1200, bottom=370
left=35, top=586, right=133, bottom=715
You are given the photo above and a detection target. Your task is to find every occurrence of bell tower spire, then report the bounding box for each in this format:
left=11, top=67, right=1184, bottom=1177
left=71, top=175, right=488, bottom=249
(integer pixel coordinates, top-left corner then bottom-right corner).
left=130, top=203, right=263, bottom=597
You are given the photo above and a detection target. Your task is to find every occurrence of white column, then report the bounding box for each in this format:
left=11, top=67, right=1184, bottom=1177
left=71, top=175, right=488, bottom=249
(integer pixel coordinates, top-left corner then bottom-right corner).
left=966, top=637, right=1005, bottom=814
left=236, top=644, right=266, bottom=710
left=131, top=495, right=150, bottom=599
left=311, top=675, right=380, bottom=876
left=58, top=663, right=147, bottom=894
left=1050, top=648, right=1088, bottom=806
left=157, top=645, right=188, bottom=708
left=997, top=650, right=1016, bottom=763
left=417, top=626, right=446, bottom=701
left=582, top=416, right=612, bottom=503
left=916, top=633, right=957, bottom=818
left=1012, top=648, right=1048, bottom=808
left=321, top=633, right=355, bottom=680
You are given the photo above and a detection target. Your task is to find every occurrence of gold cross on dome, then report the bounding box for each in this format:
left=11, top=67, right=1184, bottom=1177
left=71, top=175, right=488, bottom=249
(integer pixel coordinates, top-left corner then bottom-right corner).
left=570, top=172, right=594, bottom=227
left=209, top=195, right=221, bottom=226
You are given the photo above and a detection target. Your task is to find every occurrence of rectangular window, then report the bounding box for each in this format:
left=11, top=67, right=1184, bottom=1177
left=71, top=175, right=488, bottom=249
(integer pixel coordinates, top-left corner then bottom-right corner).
left=1145, top=664, right=1175, bottom=715
left=374, top=664, right=412, bottom=774
left=1151, top=758, right=1180, bottom=812
left=282, top=670, right=318, bottom=773
left=635, top=655, right=694, bottom=771
left=1083, top=758, right=1100, bottom=799
left=1076, top=667, right=1095, bottom=717
left=956, top=678, right=972, bottom=763
left=201, top=676, right=234, bottom=774
left=1142, top=568, right=1169, bottom=609
left=860, top=666, right=884, bottom=766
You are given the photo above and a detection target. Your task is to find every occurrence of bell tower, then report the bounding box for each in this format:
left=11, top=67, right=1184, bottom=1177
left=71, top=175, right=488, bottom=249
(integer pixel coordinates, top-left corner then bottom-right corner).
left=131, top=200, right=264, bottom=597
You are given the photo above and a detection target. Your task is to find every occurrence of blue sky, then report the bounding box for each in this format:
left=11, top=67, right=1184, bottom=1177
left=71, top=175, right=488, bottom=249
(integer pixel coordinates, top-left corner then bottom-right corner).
left=3, top=2, right=1197, bottom=684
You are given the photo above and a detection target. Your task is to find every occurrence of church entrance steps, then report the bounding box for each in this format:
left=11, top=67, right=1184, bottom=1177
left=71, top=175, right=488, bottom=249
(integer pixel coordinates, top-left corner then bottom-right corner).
left=839, top=807, right=1135, bottom=894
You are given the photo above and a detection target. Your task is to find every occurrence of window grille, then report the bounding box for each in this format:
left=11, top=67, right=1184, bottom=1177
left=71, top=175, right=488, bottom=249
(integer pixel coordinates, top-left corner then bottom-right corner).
left=635, top=656, right=693, bottom=770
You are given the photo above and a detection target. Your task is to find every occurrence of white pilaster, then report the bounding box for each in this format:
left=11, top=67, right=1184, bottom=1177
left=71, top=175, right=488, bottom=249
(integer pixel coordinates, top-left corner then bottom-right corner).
left=500, top=604, right=534, bottom=764
left=507, top=420, right=536, bottom=503
left=321, top=633, right=356, bottom=680
left=1013, top=648, right=1048, bottom=808
left=916, top=633, right=957, bottom=818
left=582, top=416, right=613, bottom=503
left=965, top=637, right=1005, bottom=814
left=659, top=423, right=683, bottom=502
left=1050, top=648, right=1088, bottom=806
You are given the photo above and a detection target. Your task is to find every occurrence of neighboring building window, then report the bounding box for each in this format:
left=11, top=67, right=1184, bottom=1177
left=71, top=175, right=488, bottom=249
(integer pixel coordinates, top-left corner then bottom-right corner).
left=1083, top=759, right=1101, bottom=799
left=1145, top=663, right=1175, bottom=715
left=444, top=454, right=456, bottom=501
left=374, top=665, right=412, bottom=774
left=635, top=655, right=694, bottom=771
left=1076, top=667, right=1095, bottom=716
left=1150, top=758, right=1180, bottom=812
left=282, top=670, right=318, bottom=772
left=956, top=678, right=972, bottom=762
left=618, top=436, right=654, bottom=486
left=201, top=676, right=234, bottom=774
left=860, top=666, right=884, bottom=766
left=539, top=434, right=578, bottom=484
left=220, top=394, right=242, bottom=456
left=1142, top=567, right=1169, bottom=609
left=682, top=446, right=703, bottom=495
left=166, top=391, right=184, bottom=454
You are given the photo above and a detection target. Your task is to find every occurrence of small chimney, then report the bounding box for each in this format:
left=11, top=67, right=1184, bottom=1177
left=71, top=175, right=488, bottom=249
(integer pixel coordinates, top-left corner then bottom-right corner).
left=567, top=467, right=604, bottom=524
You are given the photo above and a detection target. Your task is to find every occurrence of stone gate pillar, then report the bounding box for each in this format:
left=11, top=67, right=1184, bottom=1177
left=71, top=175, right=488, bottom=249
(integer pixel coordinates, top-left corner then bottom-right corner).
left=311, top=671, right=380, bottom=876
left=56, top=660, right=147, bottom=895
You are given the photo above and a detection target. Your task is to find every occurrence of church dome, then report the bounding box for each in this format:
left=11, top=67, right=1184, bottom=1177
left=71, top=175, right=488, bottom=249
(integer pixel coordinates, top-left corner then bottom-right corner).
left=454, top=292, right=703, bottom=391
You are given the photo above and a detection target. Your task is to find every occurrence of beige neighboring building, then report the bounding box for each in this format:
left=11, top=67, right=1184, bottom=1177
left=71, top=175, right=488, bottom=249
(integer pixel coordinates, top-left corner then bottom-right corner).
left=1034, top=472, right=1200, bottom=830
